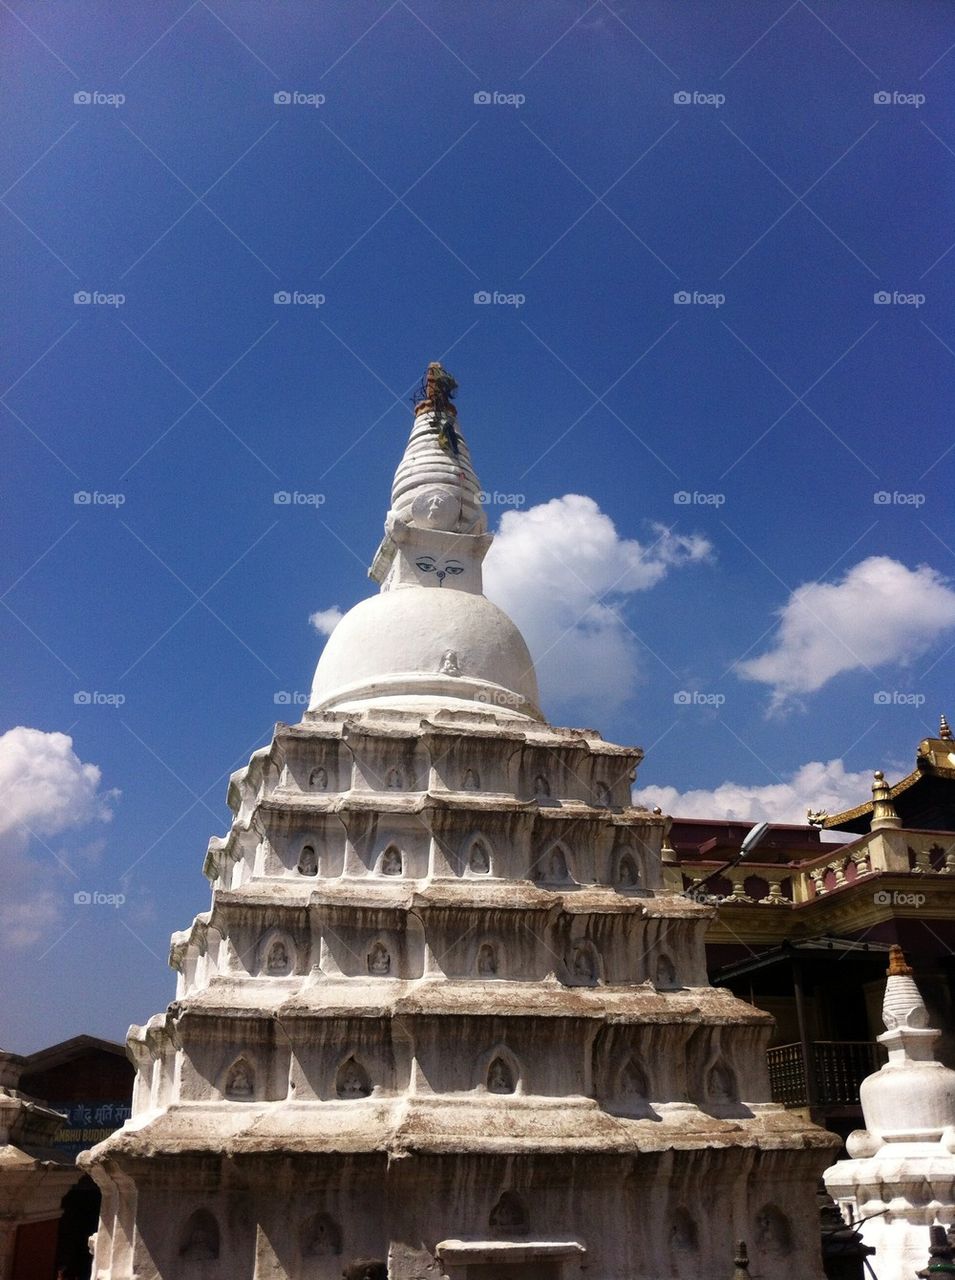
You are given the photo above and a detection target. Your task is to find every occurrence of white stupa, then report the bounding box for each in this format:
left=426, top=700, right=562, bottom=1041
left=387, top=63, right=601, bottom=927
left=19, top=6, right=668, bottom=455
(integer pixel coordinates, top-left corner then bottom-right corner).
left=825, top=945, right=955, bottom=1280
left=83, top=365, right=837, bottom=1279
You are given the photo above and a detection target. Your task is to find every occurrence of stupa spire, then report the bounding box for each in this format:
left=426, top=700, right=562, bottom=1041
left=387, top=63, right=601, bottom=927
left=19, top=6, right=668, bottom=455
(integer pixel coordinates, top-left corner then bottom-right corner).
left=311, top=363, right=542, bottom=719
left=370, top=362, right=487, bottom=587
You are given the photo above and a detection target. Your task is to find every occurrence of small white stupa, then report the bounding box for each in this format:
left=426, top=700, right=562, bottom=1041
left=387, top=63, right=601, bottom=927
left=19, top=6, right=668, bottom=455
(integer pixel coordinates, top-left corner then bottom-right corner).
left=825, top=945, right=955, bottom=1280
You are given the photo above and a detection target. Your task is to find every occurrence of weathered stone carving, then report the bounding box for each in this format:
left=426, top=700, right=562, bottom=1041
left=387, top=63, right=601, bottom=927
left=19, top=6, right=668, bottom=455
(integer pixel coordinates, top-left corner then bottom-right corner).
left=301, top=1212, right=341, bottom=1257
left=380, top=845, right=402, bottom=876
left=336, top=1057, right=371, bottom=1099
left=266, top=939, right=291, bottom=975
left=467, top=838, right=491, bottom=875
left=224, top=1058, right=253, bottom=1100
left=755, top=1204, right=793, bottom=1258
left=179, top=1208, right=220, bottom=1259
left=487, top=1057, right=515, bottom=1094
left=368, top=941, right=391, bottom=975
left=489, top=1192, right=527, bottom=1232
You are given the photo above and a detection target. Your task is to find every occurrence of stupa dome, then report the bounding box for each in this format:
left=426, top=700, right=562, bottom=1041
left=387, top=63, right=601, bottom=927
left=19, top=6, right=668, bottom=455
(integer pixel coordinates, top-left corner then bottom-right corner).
left=309, top=586, right=542, bottom=719
left=309, top=363, right=543, bottom=721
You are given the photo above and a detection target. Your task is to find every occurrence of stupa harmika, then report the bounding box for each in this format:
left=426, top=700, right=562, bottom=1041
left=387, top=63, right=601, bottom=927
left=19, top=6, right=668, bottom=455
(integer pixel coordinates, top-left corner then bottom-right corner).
left=84, top=366, right=837, bottom=1278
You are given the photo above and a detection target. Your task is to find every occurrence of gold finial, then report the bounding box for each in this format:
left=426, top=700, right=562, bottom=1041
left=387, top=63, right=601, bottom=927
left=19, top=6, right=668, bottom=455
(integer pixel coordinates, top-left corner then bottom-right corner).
left=887, top=944, right=913, bottom=977
left=940, top=714, right=952, bottom=741
left=414, top=362, right=460, bottom=455
left=414, top=362, right=458, bottom=417
left=871, top=770, right=901, bottom=830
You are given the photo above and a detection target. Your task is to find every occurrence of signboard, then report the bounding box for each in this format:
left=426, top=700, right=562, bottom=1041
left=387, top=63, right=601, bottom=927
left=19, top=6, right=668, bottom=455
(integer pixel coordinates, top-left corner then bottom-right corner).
left=49, top=1101, right=132, bottom=1158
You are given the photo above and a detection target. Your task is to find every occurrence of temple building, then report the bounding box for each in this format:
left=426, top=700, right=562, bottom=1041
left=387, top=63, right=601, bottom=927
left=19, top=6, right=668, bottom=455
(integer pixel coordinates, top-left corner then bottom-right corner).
left=83, top=366, right=837, bottom=1279
left=662, top=720, right=955, bottom=1142
left=0, top=1036, right=134, bottom=1280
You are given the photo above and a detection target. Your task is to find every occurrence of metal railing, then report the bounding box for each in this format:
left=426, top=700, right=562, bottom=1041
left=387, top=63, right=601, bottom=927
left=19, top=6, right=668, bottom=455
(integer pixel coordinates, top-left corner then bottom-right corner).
left=766, top=1040, right=882, bottom=1107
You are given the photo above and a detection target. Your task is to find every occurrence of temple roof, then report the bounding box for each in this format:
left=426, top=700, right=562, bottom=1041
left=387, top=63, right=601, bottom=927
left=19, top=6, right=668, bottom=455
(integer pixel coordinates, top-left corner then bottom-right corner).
left=824, top=716, right=955, bottom=834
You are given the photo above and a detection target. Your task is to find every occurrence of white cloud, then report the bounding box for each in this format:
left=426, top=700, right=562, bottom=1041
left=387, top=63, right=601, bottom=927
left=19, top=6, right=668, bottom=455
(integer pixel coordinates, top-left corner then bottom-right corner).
left=483, top=495, right=710, bottom=713
left=309, top=606, right=344, bottom=636
left=634, top=757, right=875, bottom=830
left=0, top=727, right=116, bottom=948
left=739, top=556, right=955, bottom=708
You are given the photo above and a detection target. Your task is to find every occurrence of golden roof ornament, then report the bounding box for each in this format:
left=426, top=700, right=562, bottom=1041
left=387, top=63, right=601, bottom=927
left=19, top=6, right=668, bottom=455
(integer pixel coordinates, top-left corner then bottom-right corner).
left=887, top=944, right=913, bottom=977
left=940, top=713, right=952, bottom=741
left=870, top=770, right=901, bottom=830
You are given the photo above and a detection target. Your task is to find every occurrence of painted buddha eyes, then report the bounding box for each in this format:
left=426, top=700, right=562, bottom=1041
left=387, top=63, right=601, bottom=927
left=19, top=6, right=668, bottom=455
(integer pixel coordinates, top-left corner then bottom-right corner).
left=415, top=557, right=464, bottom=584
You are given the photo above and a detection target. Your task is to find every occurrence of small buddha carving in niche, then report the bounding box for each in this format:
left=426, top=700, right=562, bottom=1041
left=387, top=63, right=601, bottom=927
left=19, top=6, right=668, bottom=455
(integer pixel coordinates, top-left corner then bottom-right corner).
left=545, top=847, right=568, bottom=881
left=368, top=941, right=391, bottom=975
left=226, top=1060, right=253, bottom=1099
left=302, top=1213, right=341, bottom=1257
left=463, top=767, right=480, bottom=790
left=572, top=945, right=596, bottom=981
left=489, top=1192, right=526, bottom=1230
left=468, top=841, right=490, bottom=874
left=385, top=767, right=402, bottom=789
left=477, top=943, right=498, bottom=976
left=617, top=854, right=639, bottom=886
left=337, top=1057, right=371, bottom=1099
left=309, top=766, right=327, bottom=790
left=298, top=845, right=318, bottom=876
left=381, top=846, right=402, bottom=876
left=267, top=940, right=290, bottom=974
left=708, top=1061, right=735, bottom=1102
left=656, top=954, right=677, bottom=987
left=487, top=1056, right=515, bottom=1094
left=179, top=1210, right=220, bottom=1260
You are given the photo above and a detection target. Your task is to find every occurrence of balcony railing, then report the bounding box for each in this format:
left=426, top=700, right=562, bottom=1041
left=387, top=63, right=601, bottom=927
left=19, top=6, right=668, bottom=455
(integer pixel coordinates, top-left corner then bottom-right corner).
left=766, top=1040, right=882, bottom=1107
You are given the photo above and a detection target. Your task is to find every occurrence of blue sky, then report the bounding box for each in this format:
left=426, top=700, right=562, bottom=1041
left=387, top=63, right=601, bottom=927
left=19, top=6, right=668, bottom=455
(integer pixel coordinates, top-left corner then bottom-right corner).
left=2, top=0, right=954, bottom=1051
